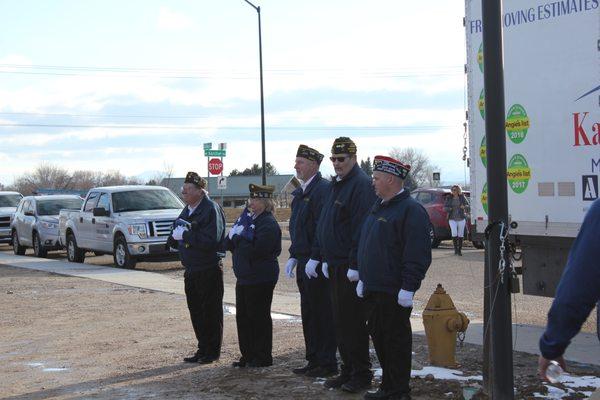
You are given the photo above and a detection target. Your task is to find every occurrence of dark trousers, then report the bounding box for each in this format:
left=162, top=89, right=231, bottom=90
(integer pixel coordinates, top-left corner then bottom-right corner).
left=296, top=258, right=337, bottom=368
left=329, top=264, right=372, bottom=380
left=184, top=265, right=224, bottom=359
left=235, top=281, right=276, bottom=365
left=365, top=291, right=412, bottom=395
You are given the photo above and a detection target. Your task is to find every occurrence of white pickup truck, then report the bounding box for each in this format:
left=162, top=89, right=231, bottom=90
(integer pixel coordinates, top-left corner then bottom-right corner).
left=59, top=185, right=184, bottom=269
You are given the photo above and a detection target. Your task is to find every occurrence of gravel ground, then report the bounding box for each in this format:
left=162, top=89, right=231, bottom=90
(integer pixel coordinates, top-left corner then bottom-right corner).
left=2, top=264, right=599, bottom=399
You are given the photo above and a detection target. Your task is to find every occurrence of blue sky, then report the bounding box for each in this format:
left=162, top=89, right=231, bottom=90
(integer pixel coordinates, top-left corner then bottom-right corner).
left=0, top=0, right=468, bottom=185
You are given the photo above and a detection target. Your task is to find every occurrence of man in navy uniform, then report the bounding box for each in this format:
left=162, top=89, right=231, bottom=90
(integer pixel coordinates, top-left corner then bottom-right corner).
left=316, top=137, right=377, bottom=393
left=168, top=171, right=226, bottom=364
left=357, top=156, right=432, bottom=400
left=286, top=144, right=337, bottom=378
left=538, top=198, right=600, bottom=387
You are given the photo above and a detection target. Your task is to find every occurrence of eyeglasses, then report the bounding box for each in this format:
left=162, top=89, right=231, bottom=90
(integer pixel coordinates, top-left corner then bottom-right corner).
left=329, top=156, right=349, bottom=163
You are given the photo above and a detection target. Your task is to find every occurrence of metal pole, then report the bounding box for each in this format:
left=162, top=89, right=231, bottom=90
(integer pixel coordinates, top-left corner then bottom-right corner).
left=243, top=0, right=267, bottom=185
left=257, top=7, right=266, bottom=185
left=481, top=0, right=514, bottom=398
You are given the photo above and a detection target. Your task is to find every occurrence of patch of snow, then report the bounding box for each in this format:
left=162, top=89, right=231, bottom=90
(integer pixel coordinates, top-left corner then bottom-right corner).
left=411, top=366, right=483, bottom=382
left=559, top=374, right=600, bottom=390
left=26, top=362, right=44, bottom=367
left=223, top=305, right=296, bottom=320
left=43, top=367, right=69, bottom=372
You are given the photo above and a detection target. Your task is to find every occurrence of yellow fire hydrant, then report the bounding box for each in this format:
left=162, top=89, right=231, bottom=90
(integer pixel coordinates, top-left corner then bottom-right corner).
left=422, top=284, right=470, bottom=367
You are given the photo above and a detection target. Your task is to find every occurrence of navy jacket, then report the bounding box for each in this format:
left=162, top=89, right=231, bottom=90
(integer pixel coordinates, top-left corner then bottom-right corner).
left=171, top=196, right=226, bottom=272
left=358, top=190, right=432, bottom=295
left=539, top=198, right=600, bottom=359
left=289, top=172, right=330, bottom=260
left=316, top=163, right=377, bottom=268
left=226, top=211, right=281, bottom=285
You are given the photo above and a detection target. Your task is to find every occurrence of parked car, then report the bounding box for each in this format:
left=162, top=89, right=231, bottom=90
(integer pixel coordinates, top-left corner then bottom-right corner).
left=11, top=195, right=83, bottom=257
left=59, top=186, right=184, bottom=269
left=0, top=191, right=23, bottom=244
left=411, top=187, right=484, bottom=249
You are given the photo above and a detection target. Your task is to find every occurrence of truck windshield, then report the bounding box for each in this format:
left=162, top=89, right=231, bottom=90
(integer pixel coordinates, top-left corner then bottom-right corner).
left=112, top=190, right=183, bottom=213
left=37, top=198, right=84, bottom=216
left=0, top=195, right=22, bottom=207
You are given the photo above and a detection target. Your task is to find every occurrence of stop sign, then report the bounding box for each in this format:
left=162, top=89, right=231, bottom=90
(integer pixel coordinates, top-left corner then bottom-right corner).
left=208, top=158, right=223, bottom=175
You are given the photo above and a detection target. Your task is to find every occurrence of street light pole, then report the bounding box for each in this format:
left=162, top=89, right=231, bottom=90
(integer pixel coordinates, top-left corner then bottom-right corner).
left=243, top=0, right=267, bottom=185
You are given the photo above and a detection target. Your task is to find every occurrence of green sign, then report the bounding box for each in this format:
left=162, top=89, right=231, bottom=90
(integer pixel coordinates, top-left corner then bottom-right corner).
left=477, top=43, right=484, bottom=73
left=478, top=89, right=485, bottom=120
left=507, top=154, right=531, bottom=194
left=205, top=149, right=226, bottom=157
left=505, top=104, right=530, bottom=144
left=480, top=135, right=487, bottom=168
left=481, top=182, right=488, bottom=215
left=203, top=142, right=212, bottom=150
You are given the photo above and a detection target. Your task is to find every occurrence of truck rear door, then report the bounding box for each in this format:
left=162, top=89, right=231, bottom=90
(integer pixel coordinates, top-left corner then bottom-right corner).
left=78, top=192, right=99, bottom=248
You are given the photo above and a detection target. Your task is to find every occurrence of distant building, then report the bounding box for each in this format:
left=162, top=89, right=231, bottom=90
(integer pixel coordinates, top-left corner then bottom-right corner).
left=161, top=175, right=296, bottom=208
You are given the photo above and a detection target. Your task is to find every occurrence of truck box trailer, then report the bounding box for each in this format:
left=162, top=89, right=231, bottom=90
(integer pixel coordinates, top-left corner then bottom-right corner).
left=465, top=0, right=599, bottom=296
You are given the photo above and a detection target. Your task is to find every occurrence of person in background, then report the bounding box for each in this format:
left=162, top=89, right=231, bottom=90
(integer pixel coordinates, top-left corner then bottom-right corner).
left=225, top=184, right=281, bottom=368
left=538, top=198, right=600, bottom=390
left=443, top=184, right=470, bottom=256
left=286, top=144, right=337, bottom=378
left=316, top=137, right=377, bottom=394
left=357, top=156, right=432, bottom=400
left=168, top=171, right=226, bottom=364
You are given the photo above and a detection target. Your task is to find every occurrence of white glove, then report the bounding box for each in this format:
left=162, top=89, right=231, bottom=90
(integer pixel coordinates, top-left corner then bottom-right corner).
left=356, top=280, right=364, bottom=298
left=285, top=258, right=298, bottom=278
left=305, top=258, right=320, bottom=279
left=321, top=262, right=329, bottom=279
left=346, top=268, right=359, bottom=282
left=228, top=224, right=243, bottom=239
left=172, top=225, right=187, bottom=241
left=398, top=289, right=414, bottom=308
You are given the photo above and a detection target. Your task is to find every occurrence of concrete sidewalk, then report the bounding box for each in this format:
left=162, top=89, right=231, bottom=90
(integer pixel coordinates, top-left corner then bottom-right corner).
left=1, top=252, right=598, bottom=366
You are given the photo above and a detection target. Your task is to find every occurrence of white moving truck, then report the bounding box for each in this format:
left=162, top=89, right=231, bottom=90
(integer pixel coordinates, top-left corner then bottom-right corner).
left=465, top=0, right=599, bottom=296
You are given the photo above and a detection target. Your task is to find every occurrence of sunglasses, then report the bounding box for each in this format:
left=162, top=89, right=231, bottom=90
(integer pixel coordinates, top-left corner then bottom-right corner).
left=329, top=156, right=349, bottom=162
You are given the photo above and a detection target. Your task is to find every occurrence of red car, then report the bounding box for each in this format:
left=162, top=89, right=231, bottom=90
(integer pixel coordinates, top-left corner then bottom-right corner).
left=411, top=188, right=484, bottom=249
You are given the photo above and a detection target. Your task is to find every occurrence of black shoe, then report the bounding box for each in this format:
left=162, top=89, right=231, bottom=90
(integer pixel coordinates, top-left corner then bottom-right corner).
left=364, top=388, right=410, bottom=400
left=248, top=360, right=272, bottom=368
left=305, top=365, right=338, bottom=378
left=199, top=356, right=219, bottom=364
left=324, top=374, right=351, bottom=389
left=341, top=378, right=372, bottom=393
left=232, top=358, right=247, bottom=367
left=292, top=363, right=316, bottom=375
left=183, top=351, right=204, bottom=363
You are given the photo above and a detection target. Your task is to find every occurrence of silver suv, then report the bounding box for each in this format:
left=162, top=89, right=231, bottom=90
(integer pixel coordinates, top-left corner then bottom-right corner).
left=11, top=195, right=83, bottom=257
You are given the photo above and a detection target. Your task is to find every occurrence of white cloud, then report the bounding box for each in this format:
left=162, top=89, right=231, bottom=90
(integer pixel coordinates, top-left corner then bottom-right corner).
left=157, top=7, right=193, bottom=31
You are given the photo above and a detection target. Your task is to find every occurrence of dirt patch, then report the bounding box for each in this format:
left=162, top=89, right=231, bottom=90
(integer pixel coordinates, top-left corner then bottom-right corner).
left=2, top=264, right=599, bottom=399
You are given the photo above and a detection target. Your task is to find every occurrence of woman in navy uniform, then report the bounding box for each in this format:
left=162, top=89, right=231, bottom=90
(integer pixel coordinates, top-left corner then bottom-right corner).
left=225, top=184, right=281, bottom=367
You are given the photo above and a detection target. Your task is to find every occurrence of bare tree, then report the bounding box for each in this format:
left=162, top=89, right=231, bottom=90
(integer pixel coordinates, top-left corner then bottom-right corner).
left=149, top=162, right=175, bottom=186
left=7, top=163, right=140, bottom=194
left=389, top=147, right=439, bottom=191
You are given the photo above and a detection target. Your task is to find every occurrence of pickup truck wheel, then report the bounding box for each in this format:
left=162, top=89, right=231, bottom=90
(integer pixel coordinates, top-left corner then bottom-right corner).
left=33, top=232, right=48, bottom=258
left=113, top=236, right=137, bottom=269
left=12, top=231, right=26, bottom=255
left=472, top=240, right=485, bottom=249
left=66, top=233, right=85, bottom=263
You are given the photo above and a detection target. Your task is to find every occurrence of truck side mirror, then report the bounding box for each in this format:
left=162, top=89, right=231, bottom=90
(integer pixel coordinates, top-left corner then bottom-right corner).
left=93, top=207, right=109, bottom=217
left=24, top=210, right=35, bottom=217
